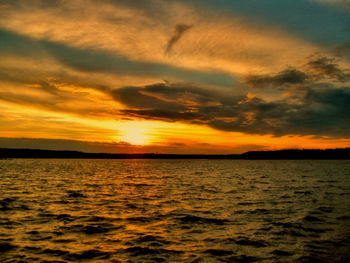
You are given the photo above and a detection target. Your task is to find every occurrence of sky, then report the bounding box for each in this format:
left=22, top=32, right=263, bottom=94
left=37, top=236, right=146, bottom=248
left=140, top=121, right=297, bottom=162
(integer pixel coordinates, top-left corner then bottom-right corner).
left=1, top=0, right=350, bottom=154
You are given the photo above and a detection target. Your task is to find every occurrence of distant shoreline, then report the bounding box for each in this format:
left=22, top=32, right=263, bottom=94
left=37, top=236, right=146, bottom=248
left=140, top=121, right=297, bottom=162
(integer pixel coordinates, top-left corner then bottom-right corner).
left=1, top=148, right=350, bottom=160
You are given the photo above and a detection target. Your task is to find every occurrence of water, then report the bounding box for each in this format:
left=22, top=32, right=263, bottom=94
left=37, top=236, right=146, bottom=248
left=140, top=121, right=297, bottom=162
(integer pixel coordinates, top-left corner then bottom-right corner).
left=0, top=159, right=350, bottom=262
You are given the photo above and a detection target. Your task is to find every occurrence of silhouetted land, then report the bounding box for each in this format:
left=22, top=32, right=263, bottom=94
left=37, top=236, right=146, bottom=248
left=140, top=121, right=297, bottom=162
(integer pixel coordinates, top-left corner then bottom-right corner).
left=1, top=148, right=350, bottom=159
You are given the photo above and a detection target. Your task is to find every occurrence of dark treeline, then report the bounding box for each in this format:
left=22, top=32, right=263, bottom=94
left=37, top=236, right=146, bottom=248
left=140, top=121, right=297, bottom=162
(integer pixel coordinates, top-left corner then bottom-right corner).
left=241, top=148, right=350, bottom=159
left=1, top=147, right=350, bottom=159
left=0, top=148, right=239, bottom=159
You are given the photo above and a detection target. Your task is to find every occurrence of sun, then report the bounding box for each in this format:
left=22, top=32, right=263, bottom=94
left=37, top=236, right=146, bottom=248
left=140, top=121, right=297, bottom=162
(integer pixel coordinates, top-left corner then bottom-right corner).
left=119, top=127, right=151, bottom=145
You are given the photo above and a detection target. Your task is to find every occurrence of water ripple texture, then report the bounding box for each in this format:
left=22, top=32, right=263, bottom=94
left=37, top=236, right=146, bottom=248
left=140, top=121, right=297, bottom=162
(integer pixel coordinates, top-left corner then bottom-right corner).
left=0, top=159, right=350, bottom=262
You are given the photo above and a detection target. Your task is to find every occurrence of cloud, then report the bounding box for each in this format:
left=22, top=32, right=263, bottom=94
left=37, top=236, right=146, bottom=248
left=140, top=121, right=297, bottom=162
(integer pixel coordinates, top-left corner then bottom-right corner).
left=0, top=0, right=322, bottom=75
left=244, top=68, right=309, bottom=88
left=306, top=56, right=350, bottom=82
left=120, top=109, right=208, bottom=122
left=112, top=82, right=227, bottom=110
left=166, top=24, right=192, bottom=53
left=109, top=80, right=350, bottom=138
left=1, top=29, right=237, bottom=88
left=243, top=55, right=350, bottom=93
left=0, top=29, right=238, bottom=120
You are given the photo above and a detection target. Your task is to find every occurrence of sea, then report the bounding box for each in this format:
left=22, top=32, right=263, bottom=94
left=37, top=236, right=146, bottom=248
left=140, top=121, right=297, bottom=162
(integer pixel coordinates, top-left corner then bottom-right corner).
left=0, top=159, right=350, bottom=262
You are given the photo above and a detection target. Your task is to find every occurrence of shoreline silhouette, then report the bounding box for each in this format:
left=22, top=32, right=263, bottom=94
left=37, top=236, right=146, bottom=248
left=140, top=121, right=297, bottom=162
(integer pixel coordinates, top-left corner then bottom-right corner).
left=1, top=147, right=350, bottom=159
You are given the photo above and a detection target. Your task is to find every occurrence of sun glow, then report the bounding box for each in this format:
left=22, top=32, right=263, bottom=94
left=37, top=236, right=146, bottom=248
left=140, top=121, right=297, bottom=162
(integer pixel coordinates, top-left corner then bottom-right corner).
left=119, top=127, right=152, bottom=145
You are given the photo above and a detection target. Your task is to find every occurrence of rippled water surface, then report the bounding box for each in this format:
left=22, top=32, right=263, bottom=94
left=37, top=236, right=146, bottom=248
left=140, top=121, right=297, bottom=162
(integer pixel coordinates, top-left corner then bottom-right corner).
left=1, top=159, right=350, bottom=262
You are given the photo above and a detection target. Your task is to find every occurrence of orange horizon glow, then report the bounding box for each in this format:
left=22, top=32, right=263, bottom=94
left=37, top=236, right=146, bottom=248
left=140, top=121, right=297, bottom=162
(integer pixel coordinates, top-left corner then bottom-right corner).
left=1, top=99, right=349, bottom=154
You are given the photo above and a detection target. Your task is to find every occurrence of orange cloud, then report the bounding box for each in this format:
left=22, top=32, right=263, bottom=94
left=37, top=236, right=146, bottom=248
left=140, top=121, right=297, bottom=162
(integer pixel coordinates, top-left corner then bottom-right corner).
left=0, top=0, right=324, bottom=76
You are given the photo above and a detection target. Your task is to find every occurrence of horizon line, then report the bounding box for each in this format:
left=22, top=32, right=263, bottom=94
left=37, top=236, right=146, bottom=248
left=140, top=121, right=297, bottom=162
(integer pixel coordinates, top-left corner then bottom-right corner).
left=1, top=147, right=350, bottom=160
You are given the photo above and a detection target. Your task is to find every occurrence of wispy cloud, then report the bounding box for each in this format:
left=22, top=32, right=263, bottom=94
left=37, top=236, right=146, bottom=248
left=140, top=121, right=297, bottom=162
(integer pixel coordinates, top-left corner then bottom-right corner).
left=0, top=0, right=323, bottom=75
left=166, top=24, right=192, bottom=53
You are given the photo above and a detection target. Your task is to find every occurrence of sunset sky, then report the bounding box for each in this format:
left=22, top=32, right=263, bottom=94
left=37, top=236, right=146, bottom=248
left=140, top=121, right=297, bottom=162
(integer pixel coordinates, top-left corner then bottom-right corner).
left=1, top=0, right=350, bottom=153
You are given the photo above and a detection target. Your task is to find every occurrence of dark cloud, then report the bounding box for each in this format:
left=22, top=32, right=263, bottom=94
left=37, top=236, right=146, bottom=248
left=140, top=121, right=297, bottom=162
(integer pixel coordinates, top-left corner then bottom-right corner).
left=238, top=55, right=350, bottom=134
left=245, top=56, right=350, bottom=89
left=215, top=85, right=350, bottom=137
left=166, top=24, right=192, bottom=53
left=112, top=83, right=229, bottom=112
left=120, top=109, right=209, bottom=122
left=111, top=82, right=350, bottom=138
left=245, top=68, right=309, bottom=88
left=306, top=56, right=350, bottom=82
